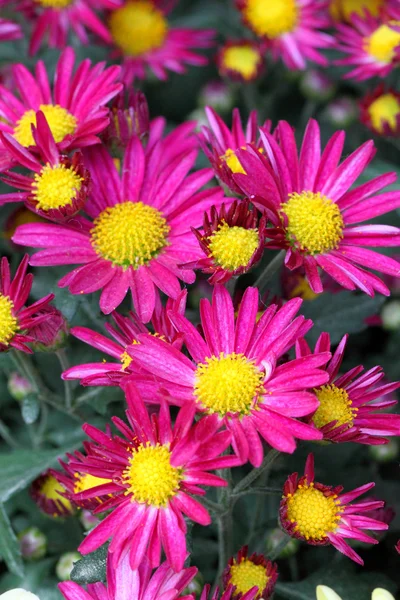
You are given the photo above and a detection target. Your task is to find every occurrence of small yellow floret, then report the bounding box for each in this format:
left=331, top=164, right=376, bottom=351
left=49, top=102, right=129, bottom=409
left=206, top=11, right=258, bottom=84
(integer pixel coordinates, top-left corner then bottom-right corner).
left=229, top=559, right=269, bottom=598
left=329, top=0, right=383, bottom=22
left=313, top=384, right=357, bottom=430
left=289, top=276, right=319, bottom=301
left=123, top=443, right=182, bottom=506
left=286, top=482, right=343, bottom=540
left=32, top=163, right=83, bottom=211
left=209, top=222, right=259, bottom=272
left=109, top=0, right=168, bottom=56
left=14, top=104, right=77, bottom=148
left=221, top=45, right=261, bottom=80
left=243, top=0, right=298, bottom=38
left=221, top=148, right=246, bottom=174
left=34, top=0, right=72, bottom=7
left=0, top=294, right=18, bottom=346
left=40, top=475, right=73, bottom=512
left=73, top=474, right=112, bottom=494
left=366, top=23, right=400, bottom=64
left=194, top=352, right=264, bottom=416
left=368, top=93, right=400, bottom=133
left=90, top=201, right=170, bottom=268
left=281, top=191, right=344, bottom=255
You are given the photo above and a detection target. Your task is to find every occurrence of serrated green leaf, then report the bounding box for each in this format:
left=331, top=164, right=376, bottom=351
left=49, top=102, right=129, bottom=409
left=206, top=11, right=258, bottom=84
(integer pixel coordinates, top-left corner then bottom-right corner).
left=70, top=545, right=108, bottom=584
left=0, top=446, right=75, bottom=503
left=21, top=395, right=40, bottom=425
left=0, top=504, right=24, bottom=578
left=302, top=292, right=385, bottom=346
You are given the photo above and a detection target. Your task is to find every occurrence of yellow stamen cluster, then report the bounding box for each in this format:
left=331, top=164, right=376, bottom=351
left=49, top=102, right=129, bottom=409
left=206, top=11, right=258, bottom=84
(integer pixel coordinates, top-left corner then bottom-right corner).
left=123, top=443, right=182, bottom=506
left=281, top=191, right=344, bottom=255
left=121, top=351, right=133, bottom=370
left=194, top=352, right=264, bottom=416
left=366, top=23, right=400, bottom=64
left=243, top=0, right=298, bottom=39
left=221, top=45, right=261, bottom=80
left=329, top=0, right=383, bottom=22
left=34, top=0, right=72, bottom=7
left=73, top=474, right=112, bottom=494
left=14, top=104, right=77, bottom=148
left=229, top=559, right=269, bottom=598
left=40, top=475, right=73, bottom=513
left=109, top=0, right=168, bottom=56
left=0, top=294, right=18, bottom=346
left=90, top=201, right=170, bottom=268
left=313, top=384, right=357, bottom=430
left=32, top=164, right=83, bottom=211
left=209, top=222, right=259, bottom=272
left=368, top=93, right=400, bottom=133
left=286, top=482, right=343, bottom=541
left=221, top=148, right=246, bottom=175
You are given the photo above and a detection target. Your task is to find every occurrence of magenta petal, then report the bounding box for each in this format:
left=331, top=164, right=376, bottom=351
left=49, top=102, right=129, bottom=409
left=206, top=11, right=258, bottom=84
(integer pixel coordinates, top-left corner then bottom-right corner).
left=68, top=259, right=115, bottom=295
left=100, top=268, right=130, bottom=314
left=130, top=267, right=156, bottom=323
left=159, top=507, right=186, bottom=572
left=172, top=493, right=211, bottom=525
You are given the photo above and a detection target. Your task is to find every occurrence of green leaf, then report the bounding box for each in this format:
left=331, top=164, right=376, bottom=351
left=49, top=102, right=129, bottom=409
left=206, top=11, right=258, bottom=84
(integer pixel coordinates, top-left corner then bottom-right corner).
left=0, top=504, right=24, bottom=577
left=0, top=446, right=75, bottom=503
left=70, top=545, right=108, bottom=584
left=275, top=563, right=397, bottom=600
left=302, top=292, right=385, bottom=346
left=21, top=395, right=40, bottom=425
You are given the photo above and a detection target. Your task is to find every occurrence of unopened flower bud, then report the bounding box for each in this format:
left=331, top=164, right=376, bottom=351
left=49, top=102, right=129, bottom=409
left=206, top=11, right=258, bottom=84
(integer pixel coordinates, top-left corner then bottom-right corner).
left=30, top=307, right=69, bottom=352
left=266, top=528, right=299, bottom=558
left=18, top=527, right=47, bottom=560
left=8, top=372, right=33, bottom=401
left=56, top=552, right=81, bottom=581
left=0, top=590, right=40, bottom=600
left=300, top=70, right=336, bottom=102
left=369, top=440, right=399, bottom=463
left=381, top=300, right=400, bottom=331
left=183, top=573, right=203, bottom=596
left=79, top=510, right=101, bottom=531
left=199, top=81, right=234, bottom=112
left=325, top=97, right=358, bottom=128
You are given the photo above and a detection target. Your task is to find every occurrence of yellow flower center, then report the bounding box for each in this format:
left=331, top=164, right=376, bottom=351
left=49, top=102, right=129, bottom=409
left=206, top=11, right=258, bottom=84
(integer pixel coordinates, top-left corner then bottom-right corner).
left=14, top=104, right=77, bottom=148
left=209, top=222, right=259, bottom=272
left=31, top=164, right=83, bottom=211
left=329, top=0, right=383, bottom=21
left=228, top=559, right=269, bottom=598
left=313, top=384, right=357, bottom=430
left=109, top=0, right=168, bottom=56
left=289, top=276, right=319, bottom=301
left=34, top=0, right=72, bottom=8
left=73, top=474, right=112, bottom=494
left=367, top=93, right=400, bottom=133
left=123, top=443, right=182, bottom=506
left=40, top=475, right=73, bottom=513
left=243, top=0, right=298, bottom=38
left=286, top=482, right=343, bottom=541
left=281, top=191, right=344, bottom=255
left=221, top=45, right=261, bottom=80
left=194, top=352, right=264, bottom=417
left=366, top=23, right=400, bottom=64
left=0, top=294, right=19, bottom=346
left=221, top=148, right=246, bottom=175
left=90, top=201, right=170, bottom=268
left=120, top=351, right=133, bottom=370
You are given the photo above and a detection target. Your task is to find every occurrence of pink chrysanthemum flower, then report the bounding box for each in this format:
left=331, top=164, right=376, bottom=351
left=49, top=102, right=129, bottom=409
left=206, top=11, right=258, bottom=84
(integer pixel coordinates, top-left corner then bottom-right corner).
left=0, top=17, right=22, bottom=42
left=102, top=89, right=150, bottom=150
left=201, top=586, right=257, bottom=600
left=360, top=84, right=400, bottom=136
left=335, top=9, right=400, bottom=80
left=223, top=546, right=278, bottom=600
left=0, top=254, right=54, bottom=353
left=234, top=119, right=400, bottom=296
left=62, top=290, right=187, bottom=388
left=129, top=285, right=330, bottom=465
left=296, top=332, right=400, bottom=444
left=280, top=453, right=389, bottom=565
left=0, top=47, right=121, bottom=170
left=13, top=129, right=227, bottom=320
left=106, top=0, right=215, bottom=85
left=200, top=107, right=270, bottom=195
left=60, top=552, right=197, bottom=600
left=329, top=0, right=385, bottom=22
left=185, top=200, right=266, bottom=284
left=0, top=111, right=90, bottom=221
left=71, top=382, right=240, bottom=572
left=216, top=40, right=266, bottom=83
left=20, top=0, right=120, bottom=55
left=235, top=0, right=334, bottom=70
left=30, top=469, right=74, bottom=517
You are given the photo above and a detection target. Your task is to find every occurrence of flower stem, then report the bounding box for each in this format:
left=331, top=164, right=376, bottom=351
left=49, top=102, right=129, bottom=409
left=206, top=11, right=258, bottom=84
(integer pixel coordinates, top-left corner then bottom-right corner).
left=233, top=449, right=280, bottom=494
left=56, top=349, right=73, bottom=410
left=254, top=251, right=285, bottom=292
